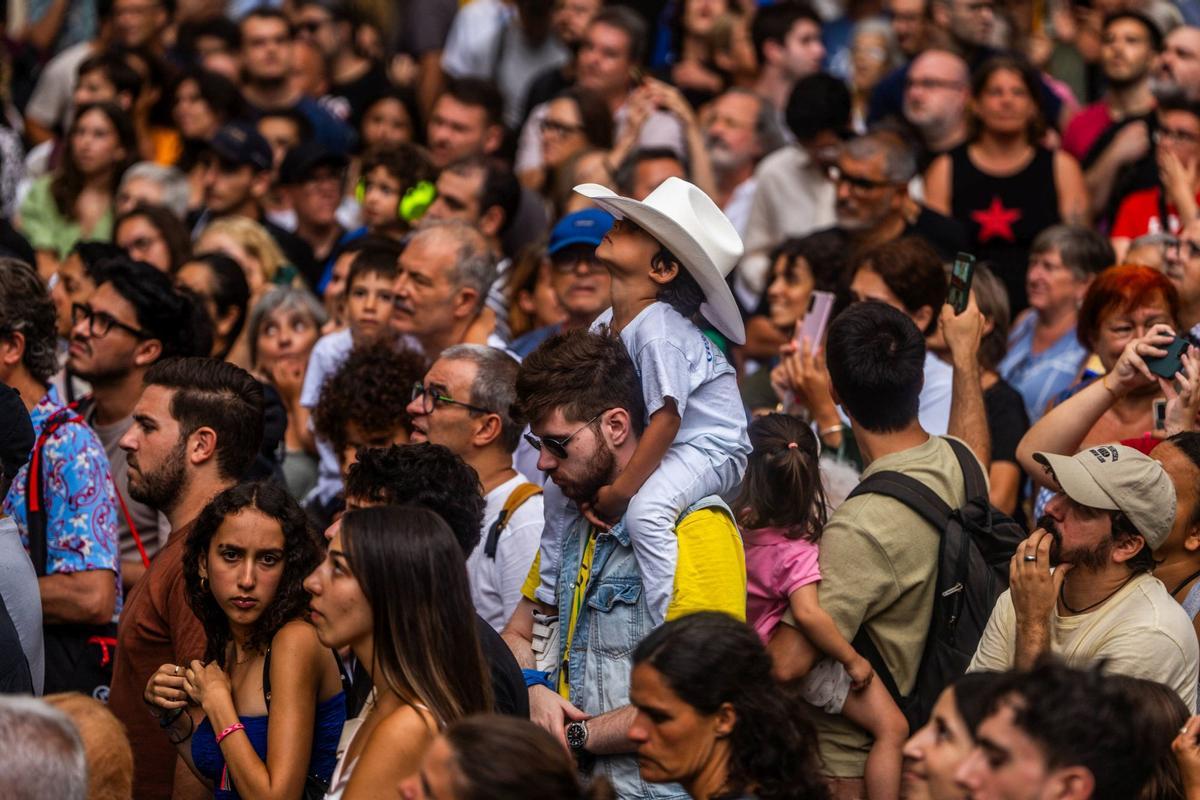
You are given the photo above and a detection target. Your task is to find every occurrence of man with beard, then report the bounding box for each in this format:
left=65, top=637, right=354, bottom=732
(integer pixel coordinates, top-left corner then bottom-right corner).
left=969, top=443, right=1198, bottom=709
left=820, top=131, right=966, bottom=261
left=1063, top=12, right=1162, bottom=228
left=106, top=358, right=264, bottom=800
left=901, top=49, right=969, bottom=170
left=1155, top=25, right=1200, bottom=102
left=501, top=328, right=746, bottom=800
left=702, top=88, right=785, bottom=239
left=67, top=258, right=210, bottom=590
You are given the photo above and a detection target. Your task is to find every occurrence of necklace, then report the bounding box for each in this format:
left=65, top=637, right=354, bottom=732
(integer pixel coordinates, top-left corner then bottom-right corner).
left=1059, top=572, right=1138, bottom=615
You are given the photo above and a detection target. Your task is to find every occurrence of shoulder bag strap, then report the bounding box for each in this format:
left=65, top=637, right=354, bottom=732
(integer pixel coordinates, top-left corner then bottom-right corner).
left=943, top=437, right=989, bottom=504
left=846, top=471, right=954, bottom=532
left=262, top=646, right=272, bottom=708
left=485, top=483, right=543, bottom=559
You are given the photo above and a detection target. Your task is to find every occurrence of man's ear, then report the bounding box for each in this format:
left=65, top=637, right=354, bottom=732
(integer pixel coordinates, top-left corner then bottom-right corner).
left=912, top=305, right=934, bottom=335
left=483, top=124, right=504, bottom=156
left=1051, top=766, right=1096, bottom=800
left=762, top=39, right=783, bottom=69
left=1184, top=519, right=1200, bottom=553
left=601, top=407, right=634, bottom=449
left=930, top=0, right=951, bottom=29
left=250, top=169, right=272, bottom=200
left=1112, top=532, right=1147, bottom=564
left=479, top=205, right=504, bottom=239
left=133, top=338, right=164, bottom=367
left=188, top=426, right=219, bottom=468
left=472, top=412, right=504, bottom=449
left=452, top=286, right=481, bottom=320
left=0, top=330, right=24, bottom=369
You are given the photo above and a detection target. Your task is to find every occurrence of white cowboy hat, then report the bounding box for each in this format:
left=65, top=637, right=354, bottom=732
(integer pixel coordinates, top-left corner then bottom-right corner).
left=574, top=178, right=746, bottom=344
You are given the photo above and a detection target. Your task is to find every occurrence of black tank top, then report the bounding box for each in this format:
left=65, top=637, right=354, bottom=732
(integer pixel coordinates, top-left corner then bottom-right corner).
left=949, top=145, right=1060, bottom=313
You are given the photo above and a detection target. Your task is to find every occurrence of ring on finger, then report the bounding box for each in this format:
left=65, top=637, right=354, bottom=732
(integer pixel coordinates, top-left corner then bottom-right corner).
left=1024, top=554, right=1039, bottom=562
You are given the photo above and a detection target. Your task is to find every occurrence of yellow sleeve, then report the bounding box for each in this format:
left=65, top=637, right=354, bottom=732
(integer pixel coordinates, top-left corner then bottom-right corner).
left=520, top=550, right=541, bottom=603
left=666, top=508, right=747, bottom=622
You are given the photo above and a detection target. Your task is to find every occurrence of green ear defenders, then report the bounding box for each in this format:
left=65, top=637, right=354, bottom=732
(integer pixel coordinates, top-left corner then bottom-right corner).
left=355, top=179, right=437, bottom=223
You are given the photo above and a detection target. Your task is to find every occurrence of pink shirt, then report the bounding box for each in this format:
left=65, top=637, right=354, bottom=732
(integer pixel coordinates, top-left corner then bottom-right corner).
left=1062, top=102, right=1112, bottom=163
left=744, top=526, right=822, bottom=644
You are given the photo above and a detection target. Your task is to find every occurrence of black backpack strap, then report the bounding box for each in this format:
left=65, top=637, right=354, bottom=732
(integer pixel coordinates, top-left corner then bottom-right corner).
left=943, top=437, right=989, bottom=504
left=851, top=627, right=904, bottom=711
left=846, top=470, right=955, bottom=532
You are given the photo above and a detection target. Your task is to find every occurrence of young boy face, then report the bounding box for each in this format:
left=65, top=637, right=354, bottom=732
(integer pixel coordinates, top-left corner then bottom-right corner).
left=360, top=166, right=404, bottom=231
left=594, top=216, right=664, bottom=278
left=338, top=420, right=408, bottom=479
left=345, top=270, right=397, bottom=344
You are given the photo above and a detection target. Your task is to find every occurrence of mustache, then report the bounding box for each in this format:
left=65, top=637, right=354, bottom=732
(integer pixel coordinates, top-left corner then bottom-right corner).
left=1036, top=514, right=1064, bottom=566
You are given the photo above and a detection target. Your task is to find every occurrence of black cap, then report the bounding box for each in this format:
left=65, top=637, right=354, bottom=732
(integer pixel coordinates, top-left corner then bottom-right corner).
left=0, top=386, right=34, bottom=480
left=278, top=142, right=348, bottom=186
left=210, top=120, right=274, bottom=172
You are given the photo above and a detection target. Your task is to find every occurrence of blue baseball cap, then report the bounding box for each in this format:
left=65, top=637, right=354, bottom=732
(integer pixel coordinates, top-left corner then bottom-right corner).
left=210, top=121, right=274, bottom=172
left=548, top=209, right=614, bottom=256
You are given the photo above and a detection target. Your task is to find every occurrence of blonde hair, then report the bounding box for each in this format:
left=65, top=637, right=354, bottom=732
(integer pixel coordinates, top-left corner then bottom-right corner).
left=44, top=693, right=134, bottom=800
left=200, top=216, right=289, bottom=286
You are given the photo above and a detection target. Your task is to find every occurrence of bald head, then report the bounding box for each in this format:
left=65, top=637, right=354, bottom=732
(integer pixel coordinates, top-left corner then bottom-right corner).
left=903, top=49, right=969, bottom=145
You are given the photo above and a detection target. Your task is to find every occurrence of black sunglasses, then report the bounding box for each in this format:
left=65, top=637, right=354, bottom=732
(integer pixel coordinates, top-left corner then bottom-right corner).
left=523, top=413, right=603, bottom=459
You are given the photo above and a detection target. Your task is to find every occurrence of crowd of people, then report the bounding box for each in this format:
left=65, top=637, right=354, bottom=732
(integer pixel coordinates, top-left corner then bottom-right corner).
left=7, top=0, right=1200, bottom=798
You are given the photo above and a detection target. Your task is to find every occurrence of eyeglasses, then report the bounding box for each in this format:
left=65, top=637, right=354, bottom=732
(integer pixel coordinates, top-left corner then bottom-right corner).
left=826, top=165, right=893, bottom=192
left=295, top=19, right=329, bottom=34
left=905, top=77, right=966, bottom=92
left=1154, top=127, right=1200, bottom=146
left=410, top=381, right=492, bottom=415
left=523, top=412, right=603, bottom=459
left=540, top=118, right=585, bottom=136
left=71, top=302, right=151, bottom=339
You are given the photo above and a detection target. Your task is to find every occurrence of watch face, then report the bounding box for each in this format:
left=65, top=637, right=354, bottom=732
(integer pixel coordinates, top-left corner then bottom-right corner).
left=566, top=721, right=587, bottom=750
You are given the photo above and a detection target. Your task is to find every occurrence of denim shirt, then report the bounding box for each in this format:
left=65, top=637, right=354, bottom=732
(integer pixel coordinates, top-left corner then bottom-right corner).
left=552, top=495, right=731, bottom=800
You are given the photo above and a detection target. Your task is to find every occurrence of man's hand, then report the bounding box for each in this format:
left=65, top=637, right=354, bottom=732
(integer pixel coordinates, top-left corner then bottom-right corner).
left=939, top=298, right=985, bottom=366
left=1011, top=530, right=1070, bottom=669
left=529, top=685, right=590, bottom=750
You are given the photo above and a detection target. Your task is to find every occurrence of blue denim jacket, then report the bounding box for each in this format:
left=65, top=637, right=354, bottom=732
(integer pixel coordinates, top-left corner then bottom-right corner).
left=552, top=496, right=731, bottom=800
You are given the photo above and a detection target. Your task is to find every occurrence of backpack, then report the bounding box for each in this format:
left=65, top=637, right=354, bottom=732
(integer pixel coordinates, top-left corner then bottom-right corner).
left=483, top=483, right=543, bottom=559
left=845, top=437, right=1023, bottom=730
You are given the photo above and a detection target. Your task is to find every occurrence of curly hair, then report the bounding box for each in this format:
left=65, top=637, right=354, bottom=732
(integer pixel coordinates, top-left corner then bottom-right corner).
left=311, top=341, right=427, bottom=455
left=632, top=612, right=830, bottom=800
left=183, top=481, right=323, bottom=665
left=0, top=258, right=59, bottom=384
left=342, top=443, right=484, bottom=557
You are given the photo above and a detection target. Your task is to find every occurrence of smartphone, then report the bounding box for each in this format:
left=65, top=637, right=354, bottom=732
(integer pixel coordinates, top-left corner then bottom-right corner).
left=796, top=291, right=836, bottom=349
left=947, top=252, right=977, bottom=314
left=1146, top=336, right=1190, bottom=380
left=1154, top=399, right=1168, bottom=432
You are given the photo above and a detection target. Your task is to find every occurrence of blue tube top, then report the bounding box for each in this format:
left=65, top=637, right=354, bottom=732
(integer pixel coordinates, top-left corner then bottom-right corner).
left=191, top=691, right=346, bottom=799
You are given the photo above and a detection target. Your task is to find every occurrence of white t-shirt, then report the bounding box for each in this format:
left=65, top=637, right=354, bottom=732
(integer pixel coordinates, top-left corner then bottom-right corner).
left=24, top=41, right=92, bottom=131
left=919, top=350, right=953, bottom=437
left=969, top=572, right=1200, bottom=710
left=591, top=304, right=749, bottom=465
left=440, top=0, right=513, bottom=81
left=467, top=475, right=544, bottom=631
left=300, top=329, right=355, bottom=506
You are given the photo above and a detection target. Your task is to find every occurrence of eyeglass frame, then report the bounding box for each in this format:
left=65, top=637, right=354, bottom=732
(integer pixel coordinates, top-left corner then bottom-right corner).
left=826, top=164, right=896, bottom=193
left=1154, top=127, right=1200, bottom=147
left=71, top=302, right=152, bottom=340
left=410, top=381, right=493, bottom=416
left=523, top=412, right=604, bottom=459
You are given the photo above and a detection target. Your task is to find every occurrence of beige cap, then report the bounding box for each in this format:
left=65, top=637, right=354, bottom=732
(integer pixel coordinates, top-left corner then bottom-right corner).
left=1032, top=445, right=1177, bottom=551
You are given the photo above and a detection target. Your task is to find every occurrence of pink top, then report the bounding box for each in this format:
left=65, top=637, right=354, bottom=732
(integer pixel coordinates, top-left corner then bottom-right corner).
left=743, top=526, right=822, bottom=644
left=1061, top=101, right=1111, bottom=162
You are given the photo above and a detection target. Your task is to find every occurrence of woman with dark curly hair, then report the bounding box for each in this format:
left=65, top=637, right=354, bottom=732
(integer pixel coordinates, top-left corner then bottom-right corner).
left=142, top=481, right=346, bottom=799
left=629, top=611, right=830, bottom=800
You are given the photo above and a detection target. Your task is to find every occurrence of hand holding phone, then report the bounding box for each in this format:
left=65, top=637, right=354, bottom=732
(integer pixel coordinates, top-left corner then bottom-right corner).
left=1145, top=336, right=1190, bottom=380
left=795, top=291, right=836, bottom=349
left=947, top=252, right=976, bottom=314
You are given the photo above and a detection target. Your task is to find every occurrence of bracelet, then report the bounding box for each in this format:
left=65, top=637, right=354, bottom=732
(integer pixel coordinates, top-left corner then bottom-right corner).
left=215, top=722, right=245, bottom=744
left=157, top=707, right=185, bottom=728
left=819, top=423, right=846, bottom=439
left=167, top=712, right=194, bottom=746
left=522, top=669, right=555, bottom=690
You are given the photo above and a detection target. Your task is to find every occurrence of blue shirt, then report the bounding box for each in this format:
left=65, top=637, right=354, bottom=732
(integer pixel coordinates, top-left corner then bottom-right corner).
left=2, top=384, right=122, bottom=614
left=998, top=313, right=1088, bottom=424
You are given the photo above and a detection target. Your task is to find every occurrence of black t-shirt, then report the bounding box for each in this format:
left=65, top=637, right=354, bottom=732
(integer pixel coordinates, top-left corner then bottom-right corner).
left=985, top=378, right=1030, bottom=528
left=0, top=593, right=32, bottom=695
left=330, top=62, right=391, bottom=129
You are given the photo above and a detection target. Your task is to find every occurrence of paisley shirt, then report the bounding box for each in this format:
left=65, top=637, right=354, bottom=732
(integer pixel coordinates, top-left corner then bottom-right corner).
left=2, top=384, right=121, bottom=615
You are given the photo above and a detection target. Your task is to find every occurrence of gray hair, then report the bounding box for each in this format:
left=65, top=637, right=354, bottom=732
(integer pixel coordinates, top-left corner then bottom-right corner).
left=119, top=162, right=190, bottom=219
left=1030, top=224, right=1115, bottom=279
left=246, top=286, right=328, bottom=368
left=850, top=18, right=903, bottom=74
left=440, top=343, right=523, bottom=452
left=411, top=221, right=497, bottom=314
left=723, top=87, right=786, bottom=158
left=844, top=131, right=918, bottom=184
left=0, top=695, right=88, bottom=799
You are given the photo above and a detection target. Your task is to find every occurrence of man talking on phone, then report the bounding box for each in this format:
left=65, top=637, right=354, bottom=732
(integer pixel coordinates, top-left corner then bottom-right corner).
left=970, top=443, right=1198, bottom=709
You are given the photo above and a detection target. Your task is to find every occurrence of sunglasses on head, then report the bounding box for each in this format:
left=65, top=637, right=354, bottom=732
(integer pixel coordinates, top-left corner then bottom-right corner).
left=523, top=412, right=604, bottom=459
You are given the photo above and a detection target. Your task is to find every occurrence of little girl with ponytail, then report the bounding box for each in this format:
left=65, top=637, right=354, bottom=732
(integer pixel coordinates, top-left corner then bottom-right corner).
left=736, top=413, right=908, bottom=800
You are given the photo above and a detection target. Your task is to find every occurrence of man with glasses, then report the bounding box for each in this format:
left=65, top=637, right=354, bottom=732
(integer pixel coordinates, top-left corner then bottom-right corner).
left=1163, top=219, right=1200, bottom=341
left=822, top=131, right=966, bottom=260
left=406, top=345, right=544, bottom=632
left=902, top=49, right=969, bottom=166
left=511, top=208, right=613, bottom=358
left=1111, top=95, right=1200, bottom=259
left=66, top=258, right=209, bottom=590
left=502, top=328, right=745, bottom=800
left=0, top=258, right=118, bottom=696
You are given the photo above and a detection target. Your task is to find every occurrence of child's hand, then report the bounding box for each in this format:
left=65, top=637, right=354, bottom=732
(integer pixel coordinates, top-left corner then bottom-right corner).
left=582, top=485, right=629, bottom=531
left=846, top=656, right=874, bottom=690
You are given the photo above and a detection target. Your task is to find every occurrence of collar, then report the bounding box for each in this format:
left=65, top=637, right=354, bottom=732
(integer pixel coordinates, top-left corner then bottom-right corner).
left=28, top=383, right=67, bottom=433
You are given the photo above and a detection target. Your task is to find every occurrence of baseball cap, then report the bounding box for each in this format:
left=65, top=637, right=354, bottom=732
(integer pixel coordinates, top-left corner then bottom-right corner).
left=1033, top=444, right=1177, bottom=550
left=278, top=142, right=348, bottom=187
left=548, top=209, right=614, bottom=256
left=0, top=386, right=34, bottom=480
left=210, top=121, right=273, bottom=172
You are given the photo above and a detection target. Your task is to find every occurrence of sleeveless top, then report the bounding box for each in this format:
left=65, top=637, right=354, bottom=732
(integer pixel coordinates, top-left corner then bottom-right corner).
left=324, top=701, right=435, bottom=800
left=949, top=145, right=1060, bottom=313
left=191, top=667, right=346, bottom=799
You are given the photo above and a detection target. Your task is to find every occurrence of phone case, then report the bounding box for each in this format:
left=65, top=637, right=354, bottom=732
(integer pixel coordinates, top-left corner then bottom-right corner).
left=1146, top=337, right=1189, bottom=380
left=797, top=291, right=836, bottom=348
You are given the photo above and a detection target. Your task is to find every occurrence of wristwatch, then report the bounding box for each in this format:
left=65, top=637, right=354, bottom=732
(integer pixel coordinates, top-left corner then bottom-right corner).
left=565, top=720, right=589, bottom=753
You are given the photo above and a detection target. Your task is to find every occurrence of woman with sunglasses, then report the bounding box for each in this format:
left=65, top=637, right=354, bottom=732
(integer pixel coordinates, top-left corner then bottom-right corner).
left=520, top=88, right=613, bottom=207
left=304, top=505, right=492, bottom=799
left=924, top=56, right=1087, bottom=313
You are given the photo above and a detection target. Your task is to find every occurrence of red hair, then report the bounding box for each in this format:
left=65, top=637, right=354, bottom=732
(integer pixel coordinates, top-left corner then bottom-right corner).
left=1077, top=264, right=1180, bottom=350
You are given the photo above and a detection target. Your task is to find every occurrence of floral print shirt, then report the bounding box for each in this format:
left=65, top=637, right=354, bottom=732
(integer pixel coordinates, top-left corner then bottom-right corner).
left=2, top=384, right=121, bottom=615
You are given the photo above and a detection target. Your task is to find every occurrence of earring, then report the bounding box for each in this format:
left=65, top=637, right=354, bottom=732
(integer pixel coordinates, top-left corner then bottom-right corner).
left=200, top=576, right=209, bottom=593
